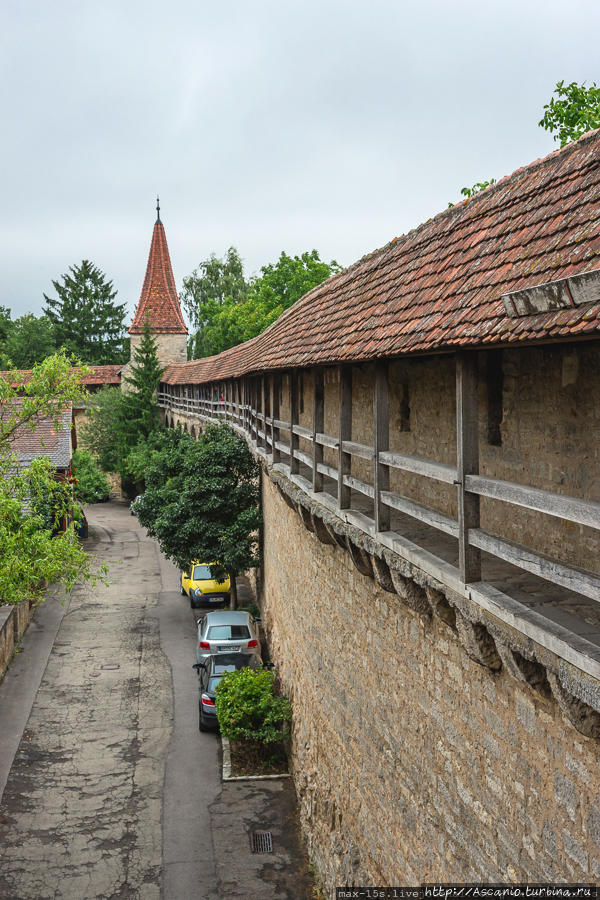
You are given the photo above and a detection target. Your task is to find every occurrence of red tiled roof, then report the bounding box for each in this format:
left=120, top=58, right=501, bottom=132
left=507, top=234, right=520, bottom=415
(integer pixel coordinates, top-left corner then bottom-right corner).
left=130, top=216, right=187, bottom=335
left=2, top=402, right=73, bottom=469
left=162, top=129, right=600, bottom=386
left=0, top=365, right=122, bottom=388
left=81, top=365, right=122, bottom=386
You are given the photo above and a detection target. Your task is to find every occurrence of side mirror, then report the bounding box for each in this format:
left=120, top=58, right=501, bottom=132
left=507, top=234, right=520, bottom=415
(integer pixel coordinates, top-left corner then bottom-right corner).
left=254, top=617, right=262, bottom=626
left=192, top=662, right=204, bottom=670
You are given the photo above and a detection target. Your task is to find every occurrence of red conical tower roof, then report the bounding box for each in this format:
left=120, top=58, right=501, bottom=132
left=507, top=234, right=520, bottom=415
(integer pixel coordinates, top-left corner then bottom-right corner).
left=129, top=202, right=187, bottom=335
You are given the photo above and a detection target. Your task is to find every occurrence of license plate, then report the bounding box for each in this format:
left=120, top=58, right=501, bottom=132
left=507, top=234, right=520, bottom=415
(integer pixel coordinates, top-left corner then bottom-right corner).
left=209, top=596, right=222, bottom=603
left=218, top=645, right=240, bottom=652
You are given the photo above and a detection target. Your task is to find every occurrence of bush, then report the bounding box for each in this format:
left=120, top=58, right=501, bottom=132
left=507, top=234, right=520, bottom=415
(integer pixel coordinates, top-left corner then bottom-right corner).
left=72, top=449, right=111, bottom=503
left=215, top=667, right=291, bottom=746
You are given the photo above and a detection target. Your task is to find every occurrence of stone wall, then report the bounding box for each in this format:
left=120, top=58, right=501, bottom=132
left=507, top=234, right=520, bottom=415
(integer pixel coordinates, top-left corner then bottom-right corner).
left=261, top=475, right=600, bottom=890
left=0, top=600, right=33, bottom=682
left=129, top=331, right=187, bottom=369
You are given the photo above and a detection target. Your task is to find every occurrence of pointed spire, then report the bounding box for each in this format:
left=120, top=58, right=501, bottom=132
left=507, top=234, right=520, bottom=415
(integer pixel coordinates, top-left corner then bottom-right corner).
left=129, top=206, right=187, bottom=335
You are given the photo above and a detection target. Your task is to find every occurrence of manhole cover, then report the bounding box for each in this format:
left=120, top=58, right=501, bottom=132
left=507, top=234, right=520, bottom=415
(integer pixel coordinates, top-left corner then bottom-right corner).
left=101, top=664, right=120, bottom=670
left=251, top=831, right=273, bottom=854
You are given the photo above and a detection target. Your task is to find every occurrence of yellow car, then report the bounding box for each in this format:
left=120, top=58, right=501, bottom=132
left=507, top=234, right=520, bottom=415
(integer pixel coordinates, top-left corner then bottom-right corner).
left=180, top=563, right=231, bottom=608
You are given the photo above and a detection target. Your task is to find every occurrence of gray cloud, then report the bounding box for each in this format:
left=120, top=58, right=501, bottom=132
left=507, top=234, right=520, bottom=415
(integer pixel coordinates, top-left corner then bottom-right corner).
left=1, top=0, right=599, bottom=322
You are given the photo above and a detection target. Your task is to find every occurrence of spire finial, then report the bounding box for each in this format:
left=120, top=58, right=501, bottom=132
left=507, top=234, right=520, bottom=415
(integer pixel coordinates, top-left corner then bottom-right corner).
left=156, top=195, right=161, bottom=223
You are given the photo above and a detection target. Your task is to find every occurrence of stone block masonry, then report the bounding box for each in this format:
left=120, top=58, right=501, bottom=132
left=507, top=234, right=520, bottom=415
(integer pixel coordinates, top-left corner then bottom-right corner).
left=0, top=599, right=33, bottom=681
left=260, top=476, right=600, bottom=890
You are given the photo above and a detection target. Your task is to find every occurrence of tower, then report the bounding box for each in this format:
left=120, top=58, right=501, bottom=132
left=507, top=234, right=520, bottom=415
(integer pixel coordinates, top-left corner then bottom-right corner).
left=128, top=199, right=188, bottom=368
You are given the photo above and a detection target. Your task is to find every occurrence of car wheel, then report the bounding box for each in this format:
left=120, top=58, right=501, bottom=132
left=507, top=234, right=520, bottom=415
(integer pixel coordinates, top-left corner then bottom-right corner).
left=199, top=702, right=209, bottom=732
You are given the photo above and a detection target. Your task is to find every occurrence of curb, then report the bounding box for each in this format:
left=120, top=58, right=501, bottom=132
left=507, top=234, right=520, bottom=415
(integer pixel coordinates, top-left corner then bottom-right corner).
left=221, top=736, right=291, bottom=782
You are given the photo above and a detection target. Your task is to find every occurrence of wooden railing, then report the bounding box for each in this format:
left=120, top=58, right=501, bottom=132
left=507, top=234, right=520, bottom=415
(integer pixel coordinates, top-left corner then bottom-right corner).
left=157, top=358, right=600, bottom=605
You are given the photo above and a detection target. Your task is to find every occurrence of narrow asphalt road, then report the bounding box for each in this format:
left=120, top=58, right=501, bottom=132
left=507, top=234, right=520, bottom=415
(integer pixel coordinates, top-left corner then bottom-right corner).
left=0, top=502, right=221, bottom=900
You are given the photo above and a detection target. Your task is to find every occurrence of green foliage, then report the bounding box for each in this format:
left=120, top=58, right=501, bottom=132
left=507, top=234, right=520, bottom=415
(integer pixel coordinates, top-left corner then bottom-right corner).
left=181, top=247, right=250, bottom=358
left=0, top=350, right=87, bottom=449
left=135, top=424, right=261, bottom=605
left=122, top=320, right=165, bottom=436
left=448, top=178, right=497, bottom=207
left=81, top=323, right=164, bottom=482
left=43, top=260, right=128, bottom=364
left=2, top=314, right=56, bottom=368
left=71, top=449, right=111, bottom=503
left=0, top=306, right=11, bottom=348
left=0, top=354, right=108, bottom=606
left=215, top=667, right=291, bottom=746
left=79, top=386, right=127, bottom=474
left=539, top=80, right=600, bottom=147
left=183, top=247, right=341, bottom=358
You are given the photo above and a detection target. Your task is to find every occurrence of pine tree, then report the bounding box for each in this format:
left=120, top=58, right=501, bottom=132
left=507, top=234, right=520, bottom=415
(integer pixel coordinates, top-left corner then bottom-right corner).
left=43, top=260, right=128, bottom=365
left=123, top=319, right=165, bottom=439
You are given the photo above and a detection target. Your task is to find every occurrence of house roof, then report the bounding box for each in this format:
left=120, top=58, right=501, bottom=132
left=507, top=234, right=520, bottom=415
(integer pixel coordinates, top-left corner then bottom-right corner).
left=0, top=365, right=122, bottom=389
left=162, top=128, right=600, bottom=386
left=3, top=404, right=73, bottom=470
left=129, top=215, right=188, bottom=335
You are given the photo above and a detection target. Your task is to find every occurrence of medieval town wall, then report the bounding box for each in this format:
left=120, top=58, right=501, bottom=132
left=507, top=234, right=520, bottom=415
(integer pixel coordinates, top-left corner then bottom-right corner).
left=277, top=344, right=599, bottom=575
left=260, top=473, right=600, bottom=890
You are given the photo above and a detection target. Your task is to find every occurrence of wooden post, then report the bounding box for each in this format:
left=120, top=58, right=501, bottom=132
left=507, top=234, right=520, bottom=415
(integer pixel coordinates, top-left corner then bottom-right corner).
left=374, top=361, right=390, bottom=531
left=313, top=368, right=324, bottom=492
left=289, top=370, right=299, bottom=474
left=456, top=351, right=481, bottom=583
left=272, top=373, right=281, bottom=464
left=259, top=375, right=267, bottom=450
left=338, top=366, right=352, bottom=509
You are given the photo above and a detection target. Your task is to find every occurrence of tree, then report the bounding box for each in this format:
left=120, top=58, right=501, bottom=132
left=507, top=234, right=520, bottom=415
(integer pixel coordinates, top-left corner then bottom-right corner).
left=539, top=80, right=600, bottom=147
left=0, top=306, right=11, bottom=346
left=123, top=321, right=165, bottom=436
left=135, top=424, right=261, bottom=609
left=0, top=352, right=107, bottom=606
left=3, top=314, right=56, bottom=368
left=182, top=248, right=341, bottom=358
left=229, top=250, right=341, bottom=344
left=180, top=247, right=250, bottom=358
left=81, top=321, right=164, bottom=486
left=43, top=260, right=128, bottom=365
left=71, top=449, right=111, bottom=503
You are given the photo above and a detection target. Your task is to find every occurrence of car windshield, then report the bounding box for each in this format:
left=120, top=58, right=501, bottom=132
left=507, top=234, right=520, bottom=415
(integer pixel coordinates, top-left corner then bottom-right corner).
left=193, top=565, right=212, bottom=580
left=207, top=625, right=251, bottom=641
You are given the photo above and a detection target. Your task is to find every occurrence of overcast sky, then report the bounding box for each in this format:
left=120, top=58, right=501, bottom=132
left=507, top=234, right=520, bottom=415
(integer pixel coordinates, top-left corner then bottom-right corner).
left=1, top=0, right=599, bottom=323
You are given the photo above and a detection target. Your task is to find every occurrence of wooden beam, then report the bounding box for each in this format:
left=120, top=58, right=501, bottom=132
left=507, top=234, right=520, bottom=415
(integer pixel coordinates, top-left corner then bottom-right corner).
left=343, top=474, right=375, bottom=500
left=341, top=440, right=374, bottom=460
left=271, top=374, right=280, bottom=464
left=338, top=366, right=352, bottom=509
left=465, top=474, right=600, bottom=531
left=381, top=490, right=458, bottom=539
left=456, top=352, right=481, bottom=583
left=470, top=528, right=600, bottom=603
left=313, top=368, right=324, bottom=492
left=374, top=361, right=390, bottom=532
left=289, top=370, right=299, bottom=474
left=258, top=376, right=266, bottom=450
left=378, top=450, right=457, bottom=485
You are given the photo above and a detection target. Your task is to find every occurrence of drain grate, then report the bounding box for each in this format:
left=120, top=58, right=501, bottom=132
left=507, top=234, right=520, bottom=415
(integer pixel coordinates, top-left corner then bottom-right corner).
left=251, top=831, right=273, bottom=853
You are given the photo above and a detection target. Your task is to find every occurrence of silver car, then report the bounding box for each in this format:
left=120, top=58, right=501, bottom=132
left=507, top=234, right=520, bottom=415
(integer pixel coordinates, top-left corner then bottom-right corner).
left=196, top=610, right=262, bottom=664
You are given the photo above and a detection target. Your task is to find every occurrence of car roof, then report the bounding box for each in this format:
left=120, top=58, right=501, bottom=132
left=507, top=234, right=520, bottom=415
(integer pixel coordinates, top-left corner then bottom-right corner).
left=201, top=611, right=251, bottom=626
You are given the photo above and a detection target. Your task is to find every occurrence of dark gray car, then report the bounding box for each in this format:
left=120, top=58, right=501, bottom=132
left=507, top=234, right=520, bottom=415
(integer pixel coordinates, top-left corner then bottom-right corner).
left=194, top=653, right=262, bottom=731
